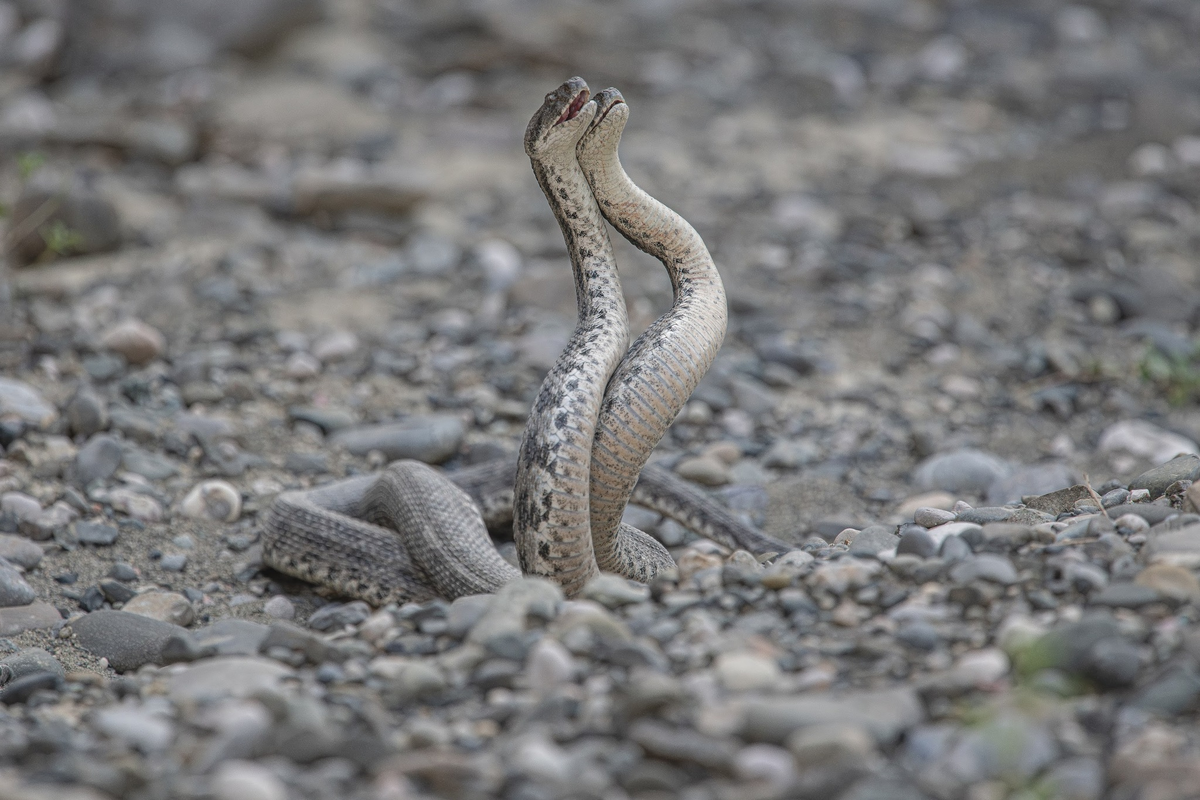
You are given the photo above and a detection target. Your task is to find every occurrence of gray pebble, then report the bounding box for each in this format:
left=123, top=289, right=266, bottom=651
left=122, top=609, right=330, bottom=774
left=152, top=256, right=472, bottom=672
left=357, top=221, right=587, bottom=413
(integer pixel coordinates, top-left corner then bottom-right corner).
left=71, top=434, right=123, bottom=486
left=1129, top=454, right=1200, bottom=499
left=76, top=520, right=119, bottom=545
left=955, top=506, right=1013, bottom=524
left=65, top=385, right=108, bottom=438
left=987, top=462, right=1077, bottom=505
left=849, top=525, right=900, bottom=556
left=740, top=687, right=923, bottom=746
left=159, top=553, right=188, bottom=572
left=71, top=610, right=187, bottom=671
left=308, top=600, right=371, bottom=631
left=0, top=559, right=36, bottom=608
left=949, top=554, right=1019, bottom=585
left=896, top=621, right=940, bottom=651
left=914, top=449, right=1010, bottom=495
left=896, top=525, right=937, bottom=558
left=263, top=596, right=295, bottom=619
left=1133, top=666, right=1200, bottom=716
left=0, top=535, right=42, bottom=570
left=0, top=647, right=64, bottom=682
left=913, top=507, right=955, bottom=527
left=331, top=415, right=464, bottom=463
left=0, top=378, right=57, bottom=427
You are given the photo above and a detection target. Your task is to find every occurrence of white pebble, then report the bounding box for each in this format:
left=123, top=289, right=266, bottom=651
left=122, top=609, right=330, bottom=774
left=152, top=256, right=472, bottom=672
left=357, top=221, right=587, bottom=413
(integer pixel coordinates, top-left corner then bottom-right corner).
left=526, top=637, right=574, bottom=687
left=714, top=651, right=782, bottom=692
left=734, top=744, right=797, bottom=786
left=263, top=596, right=295, bottom=620
left=284, top=351, right=322, bottom=379
left=180, top=480, right=242, bottom=523
left=211, top=760, right=287, bottom=800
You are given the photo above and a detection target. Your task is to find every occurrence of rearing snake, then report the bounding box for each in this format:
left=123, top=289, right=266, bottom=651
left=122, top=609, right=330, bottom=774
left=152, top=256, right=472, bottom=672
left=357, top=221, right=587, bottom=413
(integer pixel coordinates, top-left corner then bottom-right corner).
left=261, top=79, right=784, bottom=604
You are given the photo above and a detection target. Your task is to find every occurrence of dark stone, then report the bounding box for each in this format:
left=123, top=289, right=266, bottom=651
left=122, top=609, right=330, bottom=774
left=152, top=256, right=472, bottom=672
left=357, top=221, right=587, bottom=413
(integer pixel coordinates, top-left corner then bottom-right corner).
left=70, top=610, right=186, bottom=672
left=0, top=672, right=60, bottom=705
left=896, top=526, right=937, bottom=558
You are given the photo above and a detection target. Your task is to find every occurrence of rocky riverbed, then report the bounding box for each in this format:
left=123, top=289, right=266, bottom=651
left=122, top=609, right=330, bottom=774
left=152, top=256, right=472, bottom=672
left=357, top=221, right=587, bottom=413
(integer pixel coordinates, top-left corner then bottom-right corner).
left=2, top=0, right=1200, bottom=798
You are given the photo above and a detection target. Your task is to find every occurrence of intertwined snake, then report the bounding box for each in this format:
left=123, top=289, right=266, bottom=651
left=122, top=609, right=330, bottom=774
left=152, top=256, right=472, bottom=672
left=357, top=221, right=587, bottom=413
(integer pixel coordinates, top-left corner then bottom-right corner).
left=261, top=79, right=784, bottom=604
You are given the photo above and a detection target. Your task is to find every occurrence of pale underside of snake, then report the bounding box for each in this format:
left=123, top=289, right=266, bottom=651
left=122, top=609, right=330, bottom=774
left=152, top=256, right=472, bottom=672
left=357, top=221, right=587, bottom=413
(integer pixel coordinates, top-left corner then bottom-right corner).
left=261, top=78, right=785, bottom=604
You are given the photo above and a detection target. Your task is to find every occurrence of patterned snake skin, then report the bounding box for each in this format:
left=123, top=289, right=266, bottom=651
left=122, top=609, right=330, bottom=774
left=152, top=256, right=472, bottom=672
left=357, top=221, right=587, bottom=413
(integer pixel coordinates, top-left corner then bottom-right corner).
left=261, top=79, right=784, bottom=604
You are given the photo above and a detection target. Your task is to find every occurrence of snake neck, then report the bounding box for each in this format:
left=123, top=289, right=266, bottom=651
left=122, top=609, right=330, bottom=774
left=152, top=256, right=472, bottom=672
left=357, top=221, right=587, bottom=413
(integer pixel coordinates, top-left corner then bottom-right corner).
left=513, top=145, right=629, bottom=597
left=578, top=119, right=728, bottom=572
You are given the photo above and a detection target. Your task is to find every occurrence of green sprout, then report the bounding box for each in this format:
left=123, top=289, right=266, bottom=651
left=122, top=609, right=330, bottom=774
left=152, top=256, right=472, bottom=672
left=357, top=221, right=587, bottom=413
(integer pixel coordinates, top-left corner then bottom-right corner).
left=38, top=219, right=84, bottom=258
left=17, top=151, right=45, bottom=182
left=1140, top=341, right=1200, bottom=406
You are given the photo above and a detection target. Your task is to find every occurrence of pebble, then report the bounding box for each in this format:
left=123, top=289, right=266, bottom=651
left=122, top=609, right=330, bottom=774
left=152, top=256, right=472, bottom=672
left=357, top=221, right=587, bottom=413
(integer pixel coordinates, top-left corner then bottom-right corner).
left=0, top=534, right=42, bottom=569
left=98, top=319, right=166, bottom=365
left=733, top=744, right=797, bottom=785
left=263, top=596, right=295, bottom=620
left=0, top=602, right=61, bottom=636
left=179, top=480, right=242, bottom=522
left=308, top=600, right=372, bottom=631
left=1133, top=563, right=1200, bottom=602
left=949, top=554, right=1019, bottom=585
left=311, top=330, right=359, bottom=362
left=122, top=591, right=196, bottom=626
left=740, top=687, right=923, bottom=746
left=330, top=415, right=465, bottom=463
left=211, top=759, right=288, bottom=800
left=64, top=385, right=108, bottom=437
left=787, top=722, right=877, bottom=768
left=674, top=455, right=732, bottom=486
left=0, top=559, right=35, bottom=608
left=75, top=520, right=119, bottom=545
left=284, top=351, right=322, bottom=379
left=0, top=378, right=57, bottom=427
left=71, top=434, right=124, bottom=485
left=1098, top=419, right=1199, bottom=464
left=93, top=703, right=175, bottom=752
left=107, top=488, right=165, bottom=522
left=159, top=553, right=188, bottom=572
left=848, top=525, right=900, bottom=556
left=1129, top=454, right=1200, bottom=498
left=581, top=574, right=650, bottom=608
left=714, top=651, right=783, bottom=692
left=167, top=656, right=293, bottom=703
left=0, top=648, right=64, bottom=681
left=913, top=506, right=956, bottom=527
left=525, top=637, right=574, bottom=687
left=913, top=449, right=1010, bottom=494
left=71, top=610, right=186, bottom=671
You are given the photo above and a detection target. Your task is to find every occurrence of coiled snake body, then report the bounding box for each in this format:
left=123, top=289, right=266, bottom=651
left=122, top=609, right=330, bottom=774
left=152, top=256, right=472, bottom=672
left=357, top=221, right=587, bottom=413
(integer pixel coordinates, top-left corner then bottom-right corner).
left=262, top=79, right=784, bottom=604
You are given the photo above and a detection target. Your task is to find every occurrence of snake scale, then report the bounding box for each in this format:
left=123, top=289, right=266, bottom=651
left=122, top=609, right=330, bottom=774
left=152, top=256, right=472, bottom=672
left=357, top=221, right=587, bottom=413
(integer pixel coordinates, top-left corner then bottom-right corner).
left=262, top=78, right=787, bottom=605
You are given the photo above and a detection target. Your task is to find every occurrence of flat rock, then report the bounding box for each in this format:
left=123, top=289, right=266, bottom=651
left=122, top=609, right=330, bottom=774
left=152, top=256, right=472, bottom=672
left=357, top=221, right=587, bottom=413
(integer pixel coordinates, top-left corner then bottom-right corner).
left=0, top=378, right=56, bottom=427
left=0, top=647, right=64, bottom=680
left=0, top=534, right=42, bottom=569
left=0, top=602, right=61, bottom=636
left=1129, top=455, right=1200, bottom=499
left=0, top=558, right=35, bottom=607
left=166, top=656, right=292, bottom=703
left=330, top=415, right=464, bottom=463
left=1023, top=484, right=1094, bottom=515
left=740, top=687, right=923, bottom=746
left=123, top=591, right=195, bottom=626
left=71, top=609, right=186, bottom=671
left=914, top=449, right=1010, bottom=495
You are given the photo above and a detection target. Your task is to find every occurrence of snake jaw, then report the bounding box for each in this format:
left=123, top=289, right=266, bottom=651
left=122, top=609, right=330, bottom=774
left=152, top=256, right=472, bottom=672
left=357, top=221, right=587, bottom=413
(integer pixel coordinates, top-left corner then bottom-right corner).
left=556, top=88, right=590, bottom=125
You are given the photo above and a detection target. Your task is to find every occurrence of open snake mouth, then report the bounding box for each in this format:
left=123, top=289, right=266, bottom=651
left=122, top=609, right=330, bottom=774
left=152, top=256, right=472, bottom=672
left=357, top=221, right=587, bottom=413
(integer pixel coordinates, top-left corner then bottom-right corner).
left=594, top=96, right=625, bottom=126
left=556, top=88, right=590, bottom=125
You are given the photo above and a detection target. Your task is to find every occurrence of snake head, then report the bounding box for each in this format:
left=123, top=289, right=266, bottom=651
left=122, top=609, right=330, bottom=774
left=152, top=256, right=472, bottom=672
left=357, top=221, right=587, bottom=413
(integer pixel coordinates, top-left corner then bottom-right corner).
left=524, top=77, right=597, bottom=158
left=578, top=87, right=628, bottom=156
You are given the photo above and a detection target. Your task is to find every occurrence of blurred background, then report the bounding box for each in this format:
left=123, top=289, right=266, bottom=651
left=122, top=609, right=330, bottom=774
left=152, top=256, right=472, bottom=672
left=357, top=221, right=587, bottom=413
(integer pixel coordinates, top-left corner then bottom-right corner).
left=1, top=0, right=1199, bottom=531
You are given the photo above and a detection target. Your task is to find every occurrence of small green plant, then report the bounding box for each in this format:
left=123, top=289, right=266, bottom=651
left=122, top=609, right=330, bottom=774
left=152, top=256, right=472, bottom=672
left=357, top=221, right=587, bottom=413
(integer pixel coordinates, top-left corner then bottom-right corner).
left=16, top=151, right=45, bottom=181
left=1140, top=341, right=1200, bottom=406
left=38, top=219, right=84, bottom=259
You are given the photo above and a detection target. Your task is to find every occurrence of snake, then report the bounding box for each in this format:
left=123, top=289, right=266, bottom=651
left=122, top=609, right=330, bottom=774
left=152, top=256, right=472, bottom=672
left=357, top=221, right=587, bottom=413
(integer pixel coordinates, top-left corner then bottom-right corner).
left=577, top=88, right=729, bottom=579
left=261, top=78, right=786, bottom=605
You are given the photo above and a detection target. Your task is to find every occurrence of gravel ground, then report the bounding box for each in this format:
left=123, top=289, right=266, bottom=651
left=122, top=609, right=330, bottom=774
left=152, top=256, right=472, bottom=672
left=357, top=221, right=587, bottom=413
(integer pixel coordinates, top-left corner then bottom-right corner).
left=2, top=0, right=1200, bottom=798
